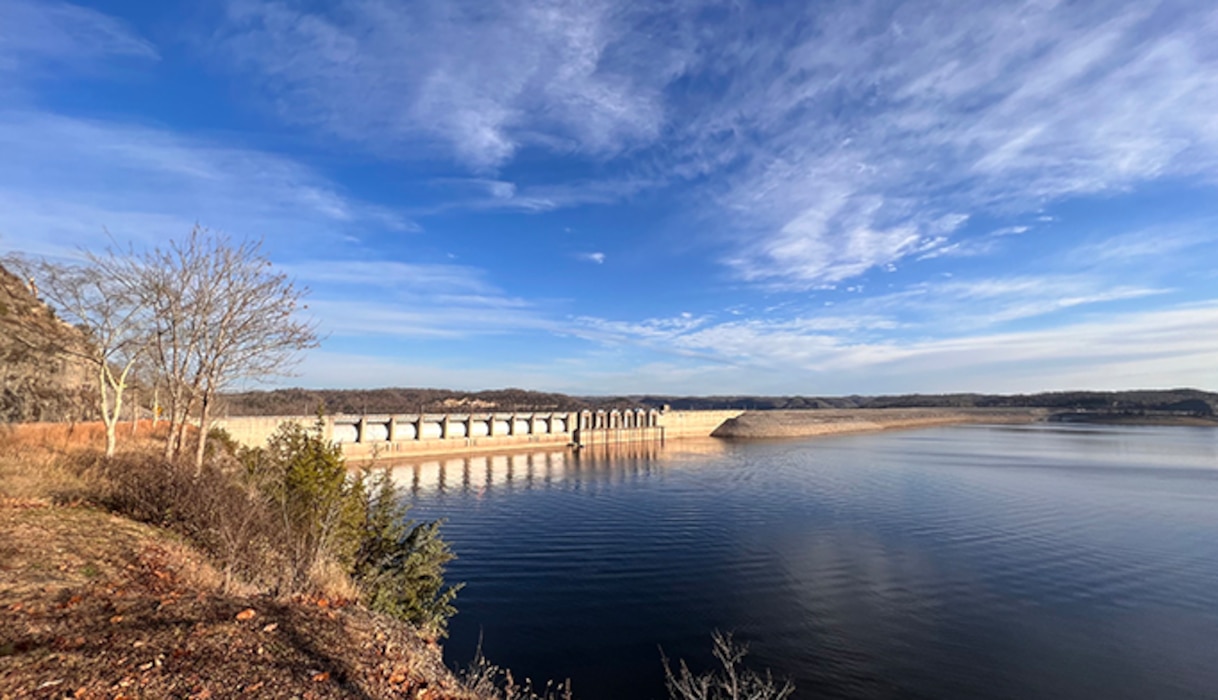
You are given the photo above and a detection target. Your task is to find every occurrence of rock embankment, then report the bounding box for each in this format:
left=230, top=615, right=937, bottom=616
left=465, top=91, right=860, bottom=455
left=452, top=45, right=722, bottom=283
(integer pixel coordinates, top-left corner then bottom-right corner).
left=710, top=408, right=1043, bottom=439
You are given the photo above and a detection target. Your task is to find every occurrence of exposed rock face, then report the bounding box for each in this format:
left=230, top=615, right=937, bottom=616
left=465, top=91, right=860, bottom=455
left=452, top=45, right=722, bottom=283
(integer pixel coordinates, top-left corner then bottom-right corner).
left=0, top=264, right=95, bottom=422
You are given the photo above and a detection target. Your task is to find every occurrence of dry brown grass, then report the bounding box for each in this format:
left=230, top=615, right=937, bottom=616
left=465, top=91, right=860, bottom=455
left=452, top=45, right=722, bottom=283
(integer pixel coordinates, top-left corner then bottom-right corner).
left=0, top=421, right=173, bottom=504
left=0, top=427, right=88, bottom=504
left=0, top=501, right=471, bottom=700
left=1, top=420, right=172, bottom=453
left=0, top=502, right=226, bottom=603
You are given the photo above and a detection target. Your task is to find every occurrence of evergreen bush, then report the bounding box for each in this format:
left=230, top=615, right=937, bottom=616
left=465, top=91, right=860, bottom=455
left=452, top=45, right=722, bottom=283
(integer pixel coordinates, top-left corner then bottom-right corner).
left=240, top=420, right=461, bottom=635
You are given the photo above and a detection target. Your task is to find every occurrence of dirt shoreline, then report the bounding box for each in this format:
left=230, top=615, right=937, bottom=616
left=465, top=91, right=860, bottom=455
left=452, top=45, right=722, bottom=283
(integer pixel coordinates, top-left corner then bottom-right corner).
left=710, top=408, right=1048, bottom=439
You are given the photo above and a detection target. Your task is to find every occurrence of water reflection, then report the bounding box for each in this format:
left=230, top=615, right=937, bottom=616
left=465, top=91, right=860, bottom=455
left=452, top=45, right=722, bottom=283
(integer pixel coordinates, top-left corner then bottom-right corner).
left=403, top=424, right=1218, bottom=700
left=386, top=440, right=696, bottom=496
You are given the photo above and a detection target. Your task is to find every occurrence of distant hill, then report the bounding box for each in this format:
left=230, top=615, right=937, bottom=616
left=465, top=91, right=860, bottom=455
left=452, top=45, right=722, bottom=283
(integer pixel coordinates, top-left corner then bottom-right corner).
left=219, top=386, right=1217, bottom=418
left=628, top=390, right=1218, bottom=415
left=0, top=263, right=95, bottom=422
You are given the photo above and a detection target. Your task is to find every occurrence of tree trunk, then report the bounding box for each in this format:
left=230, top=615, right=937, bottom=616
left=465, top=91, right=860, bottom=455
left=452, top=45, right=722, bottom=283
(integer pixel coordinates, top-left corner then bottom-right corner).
left=163, top=390, right=178, bottom=459
left=104, top=420, right=117, bottom=457
left=99, top=364, right=117, bottom=458
left=174, top=393, right=197, bottom=461
left=194, top=391, right=211, bottom=472
left=131, top=386, right=139, bottom=437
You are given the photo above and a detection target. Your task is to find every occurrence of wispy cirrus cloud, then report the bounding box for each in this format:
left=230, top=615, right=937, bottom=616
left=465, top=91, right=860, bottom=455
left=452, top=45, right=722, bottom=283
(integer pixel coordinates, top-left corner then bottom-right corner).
left=569, top=258, right=1176, bottom=372
left=305, top=298, right=1218, bottom=394
left=0, top=0, right=157, bottom=77
left=285, top=259, right=552, bottom=340
left=704, top=0, right=1218, bottom=285
left=416, top=176, right=659, bottom=214
left=567, top=298, right=1218, bottom=393
left=216, top=1, right=1218, bottom=288
left=861, top=276, right=1167, bottom=328
left=218, top=0, right=695, bottom=170
left=0, top=111, right=415, bottom=259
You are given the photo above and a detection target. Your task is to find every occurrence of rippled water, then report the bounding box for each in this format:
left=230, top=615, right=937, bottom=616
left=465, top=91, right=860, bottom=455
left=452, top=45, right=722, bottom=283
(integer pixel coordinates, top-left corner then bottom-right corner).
left=393, top=424, right=1218, bottom=699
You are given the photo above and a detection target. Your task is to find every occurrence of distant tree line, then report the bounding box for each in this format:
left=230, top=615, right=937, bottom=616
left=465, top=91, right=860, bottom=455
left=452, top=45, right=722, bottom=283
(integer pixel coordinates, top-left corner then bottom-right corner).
left=219, top=386, right=645, bottom=417
left=628, top=390, right=1217, bottom=415
left=218, top=387, right=1217, bottom=418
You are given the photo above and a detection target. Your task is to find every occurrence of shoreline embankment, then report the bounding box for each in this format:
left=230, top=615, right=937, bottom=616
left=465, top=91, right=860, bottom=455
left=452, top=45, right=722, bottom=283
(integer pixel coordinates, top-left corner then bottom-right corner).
left=711, top=408, right=1047, bottom=439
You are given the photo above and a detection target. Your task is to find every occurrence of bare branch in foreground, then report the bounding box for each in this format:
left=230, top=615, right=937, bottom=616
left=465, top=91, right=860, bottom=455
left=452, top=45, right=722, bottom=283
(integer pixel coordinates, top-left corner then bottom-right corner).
left=662, top=631, right=795, bottom=700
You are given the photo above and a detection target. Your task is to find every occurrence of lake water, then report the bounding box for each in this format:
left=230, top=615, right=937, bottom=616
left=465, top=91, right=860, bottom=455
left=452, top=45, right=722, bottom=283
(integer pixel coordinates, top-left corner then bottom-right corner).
left=395, top=424, right=1218, bottom=699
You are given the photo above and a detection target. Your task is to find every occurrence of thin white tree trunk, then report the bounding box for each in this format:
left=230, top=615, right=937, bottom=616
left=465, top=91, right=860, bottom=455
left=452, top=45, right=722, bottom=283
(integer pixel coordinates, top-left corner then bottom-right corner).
left=100, top=364, right=117, bottom=457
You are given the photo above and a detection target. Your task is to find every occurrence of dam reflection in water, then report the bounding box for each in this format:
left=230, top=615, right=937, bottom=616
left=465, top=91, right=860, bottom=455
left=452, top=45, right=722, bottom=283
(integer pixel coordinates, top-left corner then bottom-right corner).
left=387, top=440, right=725, bottom=496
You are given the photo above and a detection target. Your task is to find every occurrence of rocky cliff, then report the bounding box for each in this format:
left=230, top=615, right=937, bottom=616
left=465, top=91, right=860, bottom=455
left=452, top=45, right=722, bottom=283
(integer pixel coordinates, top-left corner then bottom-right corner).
left=0, top=263, right=94, bottom=422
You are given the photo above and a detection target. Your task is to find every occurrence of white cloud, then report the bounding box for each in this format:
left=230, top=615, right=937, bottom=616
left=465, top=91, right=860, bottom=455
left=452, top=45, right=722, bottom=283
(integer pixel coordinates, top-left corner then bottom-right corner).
left=989, top=225, right=1030, bottom=237
left=218, top=0, right=694, bottom=170
left=209, top=1, right=1218, bottom=288
left=855, top=275, right=1167, bottom=327
left=419, top=176, right=657, bottom=214
left=1071, top=225, right=1216, bottom=265
left=284, top=259, right=552, bottom=340
left=0, top=0, right=157, bottom=77
left=0, top=111, right=415, bottom=259
left=576, top=252, right=606, bottom=264
left=566, top=300, right=1218, bottom=394
left=569, top=266, right=1179, bottom=373
left=285, top=260, right=496, bottom=295
left=305, top=298, right=548, bottom=340
left=291, top=350, right=564, bottom=391
left=693, top=1, right=1218, bottom=286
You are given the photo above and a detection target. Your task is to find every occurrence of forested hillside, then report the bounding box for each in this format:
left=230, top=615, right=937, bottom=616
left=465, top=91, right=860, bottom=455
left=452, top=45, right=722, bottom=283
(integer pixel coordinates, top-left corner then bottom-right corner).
left=631, top=390, right=1217, bottom=414
left=219, top=386, right=1217, bottom=417
left=218, top=387, right=643, bottom=416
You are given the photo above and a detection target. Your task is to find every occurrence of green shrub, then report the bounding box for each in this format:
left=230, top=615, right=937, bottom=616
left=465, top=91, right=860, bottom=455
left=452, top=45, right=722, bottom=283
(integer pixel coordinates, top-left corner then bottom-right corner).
left=351, top=467, right=462, bottom=638
left=205, top=426, right=241, bottom=461
left=241, top=420, right=362, bottom=591
left=240, top=420, right=462, bottom=635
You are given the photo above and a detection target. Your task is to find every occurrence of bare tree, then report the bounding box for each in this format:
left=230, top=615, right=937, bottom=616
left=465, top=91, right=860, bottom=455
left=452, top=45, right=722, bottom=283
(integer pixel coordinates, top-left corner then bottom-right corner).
left=129, top=227, right=318, bottom=468
left=662, top=631, right=795, bottom=700
left=4, top=255, right=147, bottom=456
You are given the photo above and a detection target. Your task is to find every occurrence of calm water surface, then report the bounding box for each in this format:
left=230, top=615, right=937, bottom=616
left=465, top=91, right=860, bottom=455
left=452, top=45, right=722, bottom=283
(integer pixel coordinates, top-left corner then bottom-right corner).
left=394, top=424, right=1218, bottom=699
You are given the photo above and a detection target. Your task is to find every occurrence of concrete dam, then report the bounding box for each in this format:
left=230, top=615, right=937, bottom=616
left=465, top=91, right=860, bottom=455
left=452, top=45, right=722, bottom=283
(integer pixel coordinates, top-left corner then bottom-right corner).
left=215, top=409, right=744, bottom=462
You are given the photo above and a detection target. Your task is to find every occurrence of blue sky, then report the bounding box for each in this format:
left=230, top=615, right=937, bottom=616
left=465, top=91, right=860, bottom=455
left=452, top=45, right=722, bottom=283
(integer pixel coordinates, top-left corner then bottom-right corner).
left=2, top=0, right=1217, bottom=395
